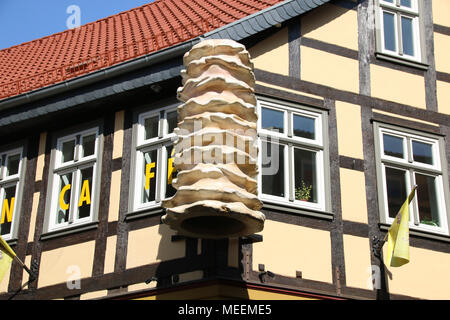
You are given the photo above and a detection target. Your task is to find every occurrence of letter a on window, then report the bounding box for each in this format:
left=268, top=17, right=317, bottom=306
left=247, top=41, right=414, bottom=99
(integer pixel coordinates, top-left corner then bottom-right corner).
left=78, top=180, right=91, bottom=207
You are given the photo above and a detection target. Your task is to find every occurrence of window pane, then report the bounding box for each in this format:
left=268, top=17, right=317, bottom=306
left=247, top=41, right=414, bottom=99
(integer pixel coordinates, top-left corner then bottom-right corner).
left=293, top=114, right=315, bottom=140
left=383, top=0, right=394, bottom=3
left=294, top=149, right=317, bottom=203
left=77, top=167, right=93, bottom=220
left=56, top=172, right=72, bottom=225
left=385, top=167, right=407, bottom=218
left=142, top=150, right=158, bottom=203
left=62, top=140, right=76, bottom=163
left=383, top=11, right=397, bottom=52
left=144, top=116, right=159, bottom=140
left=0, top=185, right=17, bottom=236
left=165, top=146, right=177, bottom=198
left=401, top=16, right=414, bottom=56
left=416, top=174, right=440, bottom=227
left=261, top=108, right=284, bottom=134
left=400, top=0, right=412, bottom=8
left=383, top=134, right=404, bottom=158
left=81, top=134, right=96, bottom=158
left=412, top=141, right=433, bottom=165
left=167, top=111, right=178, bottom=134
left=262, top=143, right=285, bottom=197
left=6, top=154, right=20, bottom=176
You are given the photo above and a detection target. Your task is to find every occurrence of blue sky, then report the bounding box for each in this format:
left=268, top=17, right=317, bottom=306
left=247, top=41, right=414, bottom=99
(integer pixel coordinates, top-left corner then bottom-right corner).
left=0, top=0, right=154, bottom=50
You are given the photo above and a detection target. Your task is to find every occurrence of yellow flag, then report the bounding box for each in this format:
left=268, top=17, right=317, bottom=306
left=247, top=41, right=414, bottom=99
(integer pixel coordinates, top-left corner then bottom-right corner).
left=0, top=235, right=16, bottom=284
left=386, top=186, right=417, bottom=267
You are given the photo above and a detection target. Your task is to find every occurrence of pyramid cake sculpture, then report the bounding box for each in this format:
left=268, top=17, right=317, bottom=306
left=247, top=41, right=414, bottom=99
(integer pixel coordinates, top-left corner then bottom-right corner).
left=161, top=39, right=265, bottom=239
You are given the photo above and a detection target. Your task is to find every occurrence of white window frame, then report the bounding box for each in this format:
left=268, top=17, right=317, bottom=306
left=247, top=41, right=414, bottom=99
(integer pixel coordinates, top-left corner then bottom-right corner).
left=47, top=127, right=101, bottom=232
left=376, top=0, right=425, bottom=64
left=131, top=105, right=178, bottom=213
left=0, top=147, right=24, bottom=241
left=375, top=123, right=450, bottom=236
left=257, top=97, right=328, bottom=213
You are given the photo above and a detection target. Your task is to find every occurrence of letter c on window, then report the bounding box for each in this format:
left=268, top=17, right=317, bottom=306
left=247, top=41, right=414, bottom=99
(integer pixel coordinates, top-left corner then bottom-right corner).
left=59, top=184, right=71, bottom=211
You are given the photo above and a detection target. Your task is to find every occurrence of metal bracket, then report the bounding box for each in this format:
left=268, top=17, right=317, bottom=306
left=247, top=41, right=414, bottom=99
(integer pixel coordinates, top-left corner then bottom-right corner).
left=241, top=234, right=263, bottom=244
left=7, top=259, right=39, bottom=300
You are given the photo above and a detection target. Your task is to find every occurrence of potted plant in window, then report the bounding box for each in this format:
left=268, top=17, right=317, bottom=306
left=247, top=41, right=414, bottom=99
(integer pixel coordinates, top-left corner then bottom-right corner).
left=295, top=180, right=312, bottom=202
left=420, top=219, right=439, bottom=227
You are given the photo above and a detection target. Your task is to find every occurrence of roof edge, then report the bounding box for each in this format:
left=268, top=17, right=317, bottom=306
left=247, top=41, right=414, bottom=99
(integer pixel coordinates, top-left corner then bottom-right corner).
left=0, top=0, right=330, bottom=112
left=204, top=0, right=330, bottom=41
left=0, top=38, right=201, bottom=112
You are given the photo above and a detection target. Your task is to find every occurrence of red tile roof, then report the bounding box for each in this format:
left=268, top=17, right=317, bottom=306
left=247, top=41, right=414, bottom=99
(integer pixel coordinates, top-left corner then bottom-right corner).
left=0, top=0, right=282, bottom=101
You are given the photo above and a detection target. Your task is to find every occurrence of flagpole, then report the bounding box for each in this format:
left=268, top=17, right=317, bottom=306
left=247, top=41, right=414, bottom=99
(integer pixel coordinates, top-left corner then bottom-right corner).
left=0, top=236, right=38, bottom=299
left=6, top=257, right=38, bottom=300
left=12, top=255, right=35, bottom=279
left=0, top=237, right=35, bottom=279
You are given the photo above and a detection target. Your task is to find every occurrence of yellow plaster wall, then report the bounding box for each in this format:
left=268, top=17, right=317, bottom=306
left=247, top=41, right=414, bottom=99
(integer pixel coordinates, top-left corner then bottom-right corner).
left=383, top=246, right=450, bottom=299
left=433, top=0, right=450, bottom=28
left=22, top=255, right=32, bottom=286
left=108, top=170, right=121, bottom=222
left=252, top=220, right=332, bottom=283
left=128, top=281, right=156, bottom=293
left=255, top=81, right=324, bottom=101
left=104, top=235, right=117, bottom=274
left=302, top=3, right=358, bottom=50
left=113, top=110, right=124, bottom=159
left=38, top=241, right=96, bottom=288
left=335, top=101, right=364, bottom=159
left=370, top=64, right=426, bottom=109
left=35, top=132, right=47, bottom=181
left=343, top=235, right=373, bottom=290
left=434, top=33, right=450, bottom=75
left=27, top=192, right=40, bottom=243
left=126, top=224, right=185, bottom=269
left=301, top=46, right=359, bottom=93
left=340, top=168, right=368, bottom=224
left=80, top=290, right=108, bottom=300
left=437, top=80, right=450, bottom=115
left=249, top=27, right=289, bottom=76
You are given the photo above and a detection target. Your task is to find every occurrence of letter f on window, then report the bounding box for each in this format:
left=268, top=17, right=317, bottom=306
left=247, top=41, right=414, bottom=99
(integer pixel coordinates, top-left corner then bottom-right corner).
left=145, top=162, right=156, bottom=190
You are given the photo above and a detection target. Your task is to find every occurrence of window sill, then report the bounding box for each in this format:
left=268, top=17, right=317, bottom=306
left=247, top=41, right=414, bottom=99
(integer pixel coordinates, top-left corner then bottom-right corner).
left=375, top=52, right=429, bottom=71
left=40, top=221, right=99, bottom=241
left=126, top=206, right=164, bottom=221
left=379, top=223, right=450, bottom=243
left=262, top=199, right=333, bottom=221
